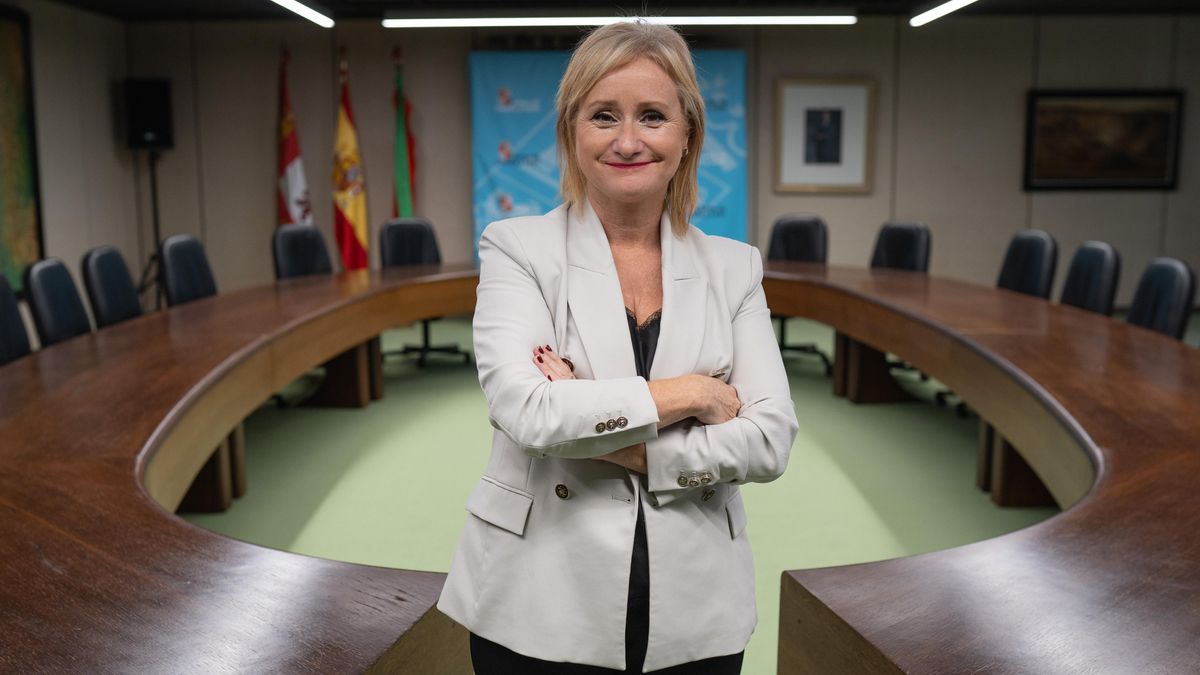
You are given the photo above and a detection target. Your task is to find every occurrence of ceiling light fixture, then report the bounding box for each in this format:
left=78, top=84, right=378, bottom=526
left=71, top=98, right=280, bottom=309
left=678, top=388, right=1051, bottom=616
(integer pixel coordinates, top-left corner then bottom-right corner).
left=268, top=0, right=335, bottom=28
left=909, top=0, right=981, bottom=27
left=382, top=15, right=857, bottom=29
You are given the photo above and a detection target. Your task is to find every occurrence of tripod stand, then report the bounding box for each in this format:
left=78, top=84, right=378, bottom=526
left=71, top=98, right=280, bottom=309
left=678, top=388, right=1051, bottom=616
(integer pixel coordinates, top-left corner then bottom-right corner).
left=137, top=149, right=166, bottom=309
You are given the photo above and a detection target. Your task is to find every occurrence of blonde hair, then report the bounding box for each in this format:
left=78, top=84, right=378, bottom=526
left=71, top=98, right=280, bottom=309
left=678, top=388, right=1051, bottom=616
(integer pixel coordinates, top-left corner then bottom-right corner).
left=555, top=21, right=705, bottom=237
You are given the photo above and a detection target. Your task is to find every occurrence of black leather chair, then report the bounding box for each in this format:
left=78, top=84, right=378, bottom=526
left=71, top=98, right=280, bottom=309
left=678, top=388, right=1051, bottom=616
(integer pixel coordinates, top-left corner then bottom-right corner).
left=870, top=221, right=931, bottom=272
left=1059, top=241, right=1120, bottom=317
left=24, top=258, right=92, bottom=348
left=379, top=218, right=470, bottom=367
left=766, top=215, right=832, bottom=375
left=81, top=246, right=143, bottom=329
left=940, top=230, right=1057, bottom=413
left=0, top=276, right=32, bottom=366
left=870, top=221, right=931, bottom=379
left=160, top=234, right=217, bottom=306
left=1126, top=257, right=1196, bottom=340
left=997, top=230, right=1057, bottom=299
left=273, top=224, right=334, bottom=279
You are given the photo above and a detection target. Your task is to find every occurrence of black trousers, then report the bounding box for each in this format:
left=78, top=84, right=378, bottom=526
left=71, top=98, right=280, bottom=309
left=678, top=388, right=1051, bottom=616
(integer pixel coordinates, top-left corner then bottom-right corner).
left=469, top=500, right=744, bottom=674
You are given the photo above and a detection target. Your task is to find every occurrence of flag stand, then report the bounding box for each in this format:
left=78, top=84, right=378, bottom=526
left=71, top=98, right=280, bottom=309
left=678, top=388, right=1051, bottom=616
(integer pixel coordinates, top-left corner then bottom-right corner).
left=136, top=149, right=166, bottom=309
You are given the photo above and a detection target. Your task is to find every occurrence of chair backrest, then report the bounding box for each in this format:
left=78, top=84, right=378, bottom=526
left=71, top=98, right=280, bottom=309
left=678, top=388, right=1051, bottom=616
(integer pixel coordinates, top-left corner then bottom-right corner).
left=23, top=258, right=92, bottom=347
left=0, top=276, right=32, bottom=366
left=160, top=234, right=217, bottom=307
left=1059, top=241, right=1120, bottom=316
left=1126, top=257, right=1196, bottom=340
left=273, top=224, right=333, bottom=279
left=997, top=229, right=1058, bottom=299
left=380, top=218, right=441, bottom=268
left=870, top=221, right=930, bottom=272
left=766, top=215, right=828, bottom=264
left=81, top=246, right=143, bottom=329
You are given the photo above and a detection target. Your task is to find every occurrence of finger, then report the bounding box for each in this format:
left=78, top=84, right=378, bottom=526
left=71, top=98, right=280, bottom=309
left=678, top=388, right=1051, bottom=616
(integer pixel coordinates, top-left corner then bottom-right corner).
left=540, top=351, right=574, bottom=379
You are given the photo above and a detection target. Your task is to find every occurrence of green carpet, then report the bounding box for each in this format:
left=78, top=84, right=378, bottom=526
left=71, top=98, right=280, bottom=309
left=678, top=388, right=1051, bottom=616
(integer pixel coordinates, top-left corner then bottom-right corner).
left=181, top=312, right=1200, bottom=674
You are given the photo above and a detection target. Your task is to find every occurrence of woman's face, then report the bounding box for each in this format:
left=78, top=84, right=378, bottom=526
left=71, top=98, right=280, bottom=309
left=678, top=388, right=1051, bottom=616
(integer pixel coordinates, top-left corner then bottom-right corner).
left=574, top=57, right=689, bottom=212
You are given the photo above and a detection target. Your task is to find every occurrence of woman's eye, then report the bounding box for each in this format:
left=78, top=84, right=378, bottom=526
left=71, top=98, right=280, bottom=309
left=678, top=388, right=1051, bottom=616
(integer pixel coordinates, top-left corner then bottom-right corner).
left=591, top=111, right=617, bottom=124
left=641, top=111, right=665, bottom=124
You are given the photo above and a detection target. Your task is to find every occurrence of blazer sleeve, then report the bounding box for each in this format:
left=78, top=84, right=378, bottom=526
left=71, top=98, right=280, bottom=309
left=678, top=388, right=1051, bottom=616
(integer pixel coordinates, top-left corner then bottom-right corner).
left=474, top=220, right=660, bottom=459
left=644, top=246, right=799, bottom=507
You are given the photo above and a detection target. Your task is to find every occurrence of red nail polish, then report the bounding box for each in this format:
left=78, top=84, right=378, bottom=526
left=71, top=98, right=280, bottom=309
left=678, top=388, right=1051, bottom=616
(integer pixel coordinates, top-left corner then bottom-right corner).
left=547, top=374, right=552, bottom=381
left=537, top=355, right=543, bottom=362
left=537, top=346, right=544, bottom=354
left=546, top=345, right=553, bottom=351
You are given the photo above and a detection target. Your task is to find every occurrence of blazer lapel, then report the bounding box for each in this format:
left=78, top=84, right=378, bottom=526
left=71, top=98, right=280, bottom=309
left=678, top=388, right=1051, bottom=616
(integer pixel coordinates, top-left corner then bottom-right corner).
left=566, top=201, right=637, bottom=380
left=650, top=217, right=707, bottom=381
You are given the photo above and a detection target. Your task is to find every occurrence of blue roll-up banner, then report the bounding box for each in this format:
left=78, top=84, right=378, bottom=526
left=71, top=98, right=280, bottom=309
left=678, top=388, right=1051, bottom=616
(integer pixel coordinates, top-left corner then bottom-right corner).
left=470, top=50, right=747, bottom=259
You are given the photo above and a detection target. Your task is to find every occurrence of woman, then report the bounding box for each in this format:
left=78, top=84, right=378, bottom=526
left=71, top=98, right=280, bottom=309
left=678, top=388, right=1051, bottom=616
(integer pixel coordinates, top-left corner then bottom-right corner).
left=437, top=20, right=798, bottom=673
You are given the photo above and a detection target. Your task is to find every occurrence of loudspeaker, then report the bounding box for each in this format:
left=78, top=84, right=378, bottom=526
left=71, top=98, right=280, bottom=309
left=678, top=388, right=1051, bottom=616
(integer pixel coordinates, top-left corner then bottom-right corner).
left=124, top=79, right=173, bottom=150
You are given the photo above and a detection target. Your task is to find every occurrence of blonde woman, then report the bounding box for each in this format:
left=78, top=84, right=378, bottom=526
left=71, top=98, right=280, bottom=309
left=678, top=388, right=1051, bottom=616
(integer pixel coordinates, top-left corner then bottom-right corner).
left=438, top=20, right=798, bottom=674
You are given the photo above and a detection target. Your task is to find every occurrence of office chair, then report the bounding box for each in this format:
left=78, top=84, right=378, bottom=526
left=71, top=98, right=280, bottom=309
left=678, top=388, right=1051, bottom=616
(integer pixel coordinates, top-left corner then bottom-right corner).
left=940, top=230, right=1057, bottom=415
left=379, top=218, right=470, bottom=367
left=273, top=224, right=334, bottom=279
left=160, top=234, right=217, bottom=306
left=24, top=258, right=93, bottom=347
left=1126, top=257, right=1196, bottom=340
left=0, top=276, right=32, bottom=366
left=1059, top=241, right=1120, bottom=317
left=870, top=221, right=931, bottom=379
left=870, top=221, right=931, bottom=272
left=766, top=214, right=832, bottom=375
left=82, top=246, right=144, bottom=329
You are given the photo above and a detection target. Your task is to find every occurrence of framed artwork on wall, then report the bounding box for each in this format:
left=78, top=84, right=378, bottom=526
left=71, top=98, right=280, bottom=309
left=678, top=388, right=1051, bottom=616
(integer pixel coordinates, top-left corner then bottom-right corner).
left=1024, top=89, right=1184, bottom=190
left=774, top=77, right=876, bottom=194
left=0, top=7, right=44, bottom=294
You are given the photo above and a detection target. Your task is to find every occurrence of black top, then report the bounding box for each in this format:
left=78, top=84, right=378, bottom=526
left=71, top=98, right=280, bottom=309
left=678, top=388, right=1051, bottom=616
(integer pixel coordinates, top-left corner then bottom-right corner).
left=625, top=306, right=660, bottom=664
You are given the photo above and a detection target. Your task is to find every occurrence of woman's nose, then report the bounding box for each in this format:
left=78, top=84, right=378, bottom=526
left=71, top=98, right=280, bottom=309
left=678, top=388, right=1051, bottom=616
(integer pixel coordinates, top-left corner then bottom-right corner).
left=612, top=121, right=642, bottom=157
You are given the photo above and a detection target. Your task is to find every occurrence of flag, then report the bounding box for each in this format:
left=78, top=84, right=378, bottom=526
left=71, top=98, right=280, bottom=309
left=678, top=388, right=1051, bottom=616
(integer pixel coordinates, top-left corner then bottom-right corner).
left=333, top=49, right=368, bottom=269
left=277, top=47, right=312, bottom=227
left=392, top=47, right=416, bottom=218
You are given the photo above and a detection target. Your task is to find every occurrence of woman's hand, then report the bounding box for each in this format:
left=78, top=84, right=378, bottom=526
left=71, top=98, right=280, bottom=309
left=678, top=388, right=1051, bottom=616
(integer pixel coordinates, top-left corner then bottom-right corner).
left=595, top=443, right=647, bottom=474
left=648, top=374, right=740, bottom=427
left=532, top=344, right=574, bottom=381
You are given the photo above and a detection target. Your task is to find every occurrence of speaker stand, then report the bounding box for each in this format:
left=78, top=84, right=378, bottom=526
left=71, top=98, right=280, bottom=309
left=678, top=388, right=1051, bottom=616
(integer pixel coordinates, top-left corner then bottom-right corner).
left=137, top=149, right=166, bottom=309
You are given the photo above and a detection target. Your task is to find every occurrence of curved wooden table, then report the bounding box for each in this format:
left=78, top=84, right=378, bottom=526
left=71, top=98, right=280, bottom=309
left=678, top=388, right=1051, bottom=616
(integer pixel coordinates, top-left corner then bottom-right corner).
left=764, top=263, right=1200, bottom=674
left=0, top=265, right=477, bottom=673
left=3, top=260, right=1195, bottom=672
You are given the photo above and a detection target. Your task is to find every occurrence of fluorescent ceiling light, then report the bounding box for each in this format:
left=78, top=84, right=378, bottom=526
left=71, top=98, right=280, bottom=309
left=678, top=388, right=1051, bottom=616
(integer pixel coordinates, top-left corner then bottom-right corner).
left=382, top=15, right=857, bottom=29
left=268, top=0, right=335, bottom=28
left=909, top=0, right=980, bottom=27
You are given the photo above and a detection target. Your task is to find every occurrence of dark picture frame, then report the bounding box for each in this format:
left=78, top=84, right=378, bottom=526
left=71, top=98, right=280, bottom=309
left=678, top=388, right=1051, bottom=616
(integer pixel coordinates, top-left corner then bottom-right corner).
left=0, top=7, right=45, bottom=294
left=1024, top=89, right=1184, bottom=191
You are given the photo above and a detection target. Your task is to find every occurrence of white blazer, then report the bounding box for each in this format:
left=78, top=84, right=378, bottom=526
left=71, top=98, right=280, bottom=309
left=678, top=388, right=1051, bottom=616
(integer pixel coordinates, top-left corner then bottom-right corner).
left=437, top=200, right=798, bottom=672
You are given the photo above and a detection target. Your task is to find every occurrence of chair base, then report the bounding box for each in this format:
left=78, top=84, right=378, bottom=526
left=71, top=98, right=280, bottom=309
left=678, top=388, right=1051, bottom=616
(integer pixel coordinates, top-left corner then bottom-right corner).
left=383, top=319, right=471, bottom=368
left=774, top=316, right=832, bottom=376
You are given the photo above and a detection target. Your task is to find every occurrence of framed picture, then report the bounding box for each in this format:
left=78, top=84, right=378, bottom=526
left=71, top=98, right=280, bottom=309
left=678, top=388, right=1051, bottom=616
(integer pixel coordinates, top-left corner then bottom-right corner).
left=1024, top=89, right=1184, bottom=190
left=0, top=7, right=44, bottom=294
left=775, top=77, right=875, bottom=194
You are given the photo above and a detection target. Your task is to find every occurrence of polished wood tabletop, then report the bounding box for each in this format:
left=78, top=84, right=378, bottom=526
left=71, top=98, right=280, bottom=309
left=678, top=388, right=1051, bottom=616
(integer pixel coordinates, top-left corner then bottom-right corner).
left=764, top=262, right=1200, bottom=674
left=0, top=265, right=477, bottom=673
left=2, top=259, right=1196, bottom=672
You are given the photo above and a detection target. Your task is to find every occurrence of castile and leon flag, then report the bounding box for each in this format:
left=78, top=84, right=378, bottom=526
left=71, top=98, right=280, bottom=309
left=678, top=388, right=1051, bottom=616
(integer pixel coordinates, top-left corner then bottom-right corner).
left=277, top=47, right=312, bottom=227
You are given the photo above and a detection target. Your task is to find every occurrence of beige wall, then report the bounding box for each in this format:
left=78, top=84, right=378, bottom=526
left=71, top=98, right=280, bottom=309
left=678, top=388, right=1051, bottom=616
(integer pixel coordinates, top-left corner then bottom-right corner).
left=21, top=6, right=1200, bottom=310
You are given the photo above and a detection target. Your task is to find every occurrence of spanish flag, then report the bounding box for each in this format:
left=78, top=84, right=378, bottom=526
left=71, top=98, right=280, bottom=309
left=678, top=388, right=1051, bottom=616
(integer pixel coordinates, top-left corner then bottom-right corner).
left=333, top=50, right=368, bottom=269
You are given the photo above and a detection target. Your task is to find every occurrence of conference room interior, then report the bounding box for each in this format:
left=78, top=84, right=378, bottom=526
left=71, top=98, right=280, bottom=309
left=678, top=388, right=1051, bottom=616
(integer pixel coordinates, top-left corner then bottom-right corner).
left=2, top=0, right=1199, bottom=672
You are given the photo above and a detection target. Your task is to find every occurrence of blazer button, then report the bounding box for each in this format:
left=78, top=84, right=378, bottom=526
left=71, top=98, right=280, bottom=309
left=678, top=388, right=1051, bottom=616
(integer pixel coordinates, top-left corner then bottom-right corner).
left=688, top=477, right=700, bottom=487
left=595, top=422, right=606, bottom=434
left=555, top=484, right=570, bottom=499
left=700, top=472, right=712, bottom=485
left=606, top=418, right=617, bottom=431
left=677, top=474, right=689, bottom=488
left=702, top=489, right=716, bottom=501
left=616, top=416, right=628, bottom=428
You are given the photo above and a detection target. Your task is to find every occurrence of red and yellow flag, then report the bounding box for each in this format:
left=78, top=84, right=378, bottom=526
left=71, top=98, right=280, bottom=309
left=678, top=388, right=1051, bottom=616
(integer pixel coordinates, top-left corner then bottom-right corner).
left=277, top=47, right=312, bottom=227
left=333, top=50, right=368, bottom=269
